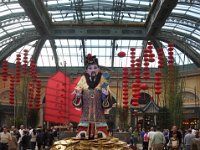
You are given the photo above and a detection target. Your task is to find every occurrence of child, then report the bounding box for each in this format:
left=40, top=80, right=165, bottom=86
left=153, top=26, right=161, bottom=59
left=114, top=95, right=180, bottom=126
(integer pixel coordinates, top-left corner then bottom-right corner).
left=168, top=133, right=179, bottom=150
left=143, top=129, right=148, bottom=150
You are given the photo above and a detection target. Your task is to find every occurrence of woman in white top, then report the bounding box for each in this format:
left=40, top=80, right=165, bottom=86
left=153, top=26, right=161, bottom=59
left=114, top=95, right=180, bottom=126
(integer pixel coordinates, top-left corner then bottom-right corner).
left=30, top=129, right=37, bottom=150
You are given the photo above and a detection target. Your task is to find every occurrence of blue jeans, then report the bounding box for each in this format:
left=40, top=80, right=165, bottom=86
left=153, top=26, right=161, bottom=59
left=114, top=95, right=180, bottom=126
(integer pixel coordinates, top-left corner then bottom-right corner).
left=0, top=143, right=8, bottom=150
left=185, top=145, right=190, bottom=150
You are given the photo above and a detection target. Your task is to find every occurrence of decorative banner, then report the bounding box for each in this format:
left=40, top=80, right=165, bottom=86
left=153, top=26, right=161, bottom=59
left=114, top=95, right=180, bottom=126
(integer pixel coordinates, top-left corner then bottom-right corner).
left=45, top=71, right=81, bottom=124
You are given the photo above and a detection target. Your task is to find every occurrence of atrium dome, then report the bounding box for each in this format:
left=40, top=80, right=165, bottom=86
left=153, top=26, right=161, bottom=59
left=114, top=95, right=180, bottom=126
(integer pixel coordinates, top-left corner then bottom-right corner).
left=0, top=0, right=199, bottom=71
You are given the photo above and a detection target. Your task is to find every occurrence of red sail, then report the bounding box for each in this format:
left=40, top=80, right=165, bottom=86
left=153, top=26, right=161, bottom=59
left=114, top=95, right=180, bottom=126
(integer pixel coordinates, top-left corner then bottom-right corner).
left=45, top=71, right=81, bottom=124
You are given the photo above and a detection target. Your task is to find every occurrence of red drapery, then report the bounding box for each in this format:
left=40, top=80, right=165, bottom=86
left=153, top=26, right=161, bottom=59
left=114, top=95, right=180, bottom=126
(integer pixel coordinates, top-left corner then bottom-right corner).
left=45, top=71, right=81, bottom=124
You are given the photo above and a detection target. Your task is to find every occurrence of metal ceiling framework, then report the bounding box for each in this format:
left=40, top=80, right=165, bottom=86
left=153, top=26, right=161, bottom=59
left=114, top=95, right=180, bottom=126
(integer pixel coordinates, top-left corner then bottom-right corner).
left=0, top=0, right=200, bottom=68
left=158, top=31, right=200, bottom=67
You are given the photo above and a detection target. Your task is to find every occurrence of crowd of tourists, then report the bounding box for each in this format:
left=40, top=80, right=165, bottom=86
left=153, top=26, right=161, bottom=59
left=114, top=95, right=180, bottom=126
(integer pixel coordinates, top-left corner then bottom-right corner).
left=0, top=125, right=58, bottom=150
left=126, top=125, right=200, bottom=150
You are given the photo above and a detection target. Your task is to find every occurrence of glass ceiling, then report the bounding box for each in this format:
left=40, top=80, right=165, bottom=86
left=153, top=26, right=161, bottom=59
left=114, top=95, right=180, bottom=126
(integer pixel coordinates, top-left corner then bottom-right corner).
left=44, top=0, right=151, bottom=23
left=163, top=0, right=200, bottom=54
left=0, top=0, right=199, bottom=69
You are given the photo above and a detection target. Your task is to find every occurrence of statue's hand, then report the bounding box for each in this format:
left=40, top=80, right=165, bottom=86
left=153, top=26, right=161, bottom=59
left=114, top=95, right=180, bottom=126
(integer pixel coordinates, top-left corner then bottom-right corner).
left=75, top=90, right=82, bottom=97
left=102, top=88, right=108, bottom=96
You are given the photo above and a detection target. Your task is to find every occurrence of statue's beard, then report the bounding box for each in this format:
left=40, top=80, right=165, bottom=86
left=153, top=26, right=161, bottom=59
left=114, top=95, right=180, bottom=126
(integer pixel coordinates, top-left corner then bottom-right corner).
left=90, top=71, right=96, bottom=82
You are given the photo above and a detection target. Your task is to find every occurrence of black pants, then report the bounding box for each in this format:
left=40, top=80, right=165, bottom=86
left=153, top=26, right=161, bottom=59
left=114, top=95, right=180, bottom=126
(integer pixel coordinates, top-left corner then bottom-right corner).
left=0, top=143, right=8, bottom=150
left=143, top=141, right=148, bottom=150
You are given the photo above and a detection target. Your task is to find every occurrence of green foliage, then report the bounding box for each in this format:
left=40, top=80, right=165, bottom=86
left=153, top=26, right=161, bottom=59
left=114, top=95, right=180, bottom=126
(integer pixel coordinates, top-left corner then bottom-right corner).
left=27, top=109, right=39, bottom=128
left=158, top=107, right=171, bottom=129
left=14, top=76, right=37, bottom=126
left=14, top=116, right=24, bottom=128
left=162, top=65, right=185, bottom=127
left=116, top=106, right=129, bottom=129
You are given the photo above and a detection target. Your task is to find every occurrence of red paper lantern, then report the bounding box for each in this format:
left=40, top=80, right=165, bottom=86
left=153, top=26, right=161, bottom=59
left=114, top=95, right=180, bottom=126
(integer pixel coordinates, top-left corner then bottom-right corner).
left=155, top=76, right=161, bottom=80
left=132, top=101, right=139, bottom=106
left=132, top=82, right=139, bottom=87
left=28, top=103, right=33, bottom=109
left=168, top=43, right=174, bottom=47
left=122, top=67, right=128, bottom=71
left=144, top=57, right=149, bottom=61
left=168, top=59, right=174, bottom=63
left=143, top=76, right=150, bottom=80
left=123, top=80, right=128, bottom=83
left=123, top=83, right=128, bottom=87
left=24, top=49, right=29, bottom=53
left=168, top=47, right=174, bottom=51
left=144, top=67, right=149, bottom=71
left=118, top=51, right=126, bottom=58
left=140, top=83, right=148, bottom=90
left=147, top=45, right=153, bottom=49
left=123, top=100, right=129, bottom=104
left=155, top=85, right=161, bottom=90
left=155, top=89, right=161, bottom=94
left=130, top=60, right=135, bottom=63
left=9, top=101, right=14, bottom=105
left=155, top=71, right=161, bottom=76
left=130, top=48, right=136, bottom=51
left=130, top=64, right=135, bottom=68
left=130, top=56, right=135, bottom=59
left=143, top=49, right=149, bottom=53
left=123, top=87, right=128, bottom=91
left=168, top=51, right=174, bottom=55
left=155, top=80, right=161, bottom=85
left=148, top=57, right=155, bottom=62
left=130, top=51, right=135, bottom=55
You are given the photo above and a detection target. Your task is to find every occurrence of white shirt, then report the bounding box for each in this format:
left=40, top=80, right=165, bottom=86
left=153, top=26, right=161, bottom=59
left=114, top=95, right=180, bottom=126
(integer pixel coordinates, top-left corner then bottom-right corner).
left=0, top=132, right=12, bottom=143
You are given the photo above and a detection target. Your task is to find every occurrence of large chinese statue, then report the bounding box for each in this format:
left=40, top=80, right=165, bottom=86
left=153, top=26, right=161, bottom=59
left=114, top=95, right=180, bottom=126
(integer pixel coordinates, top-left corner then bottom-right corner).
left=73, top=54, right=114, bottom=139
left=50, top=54, right=131, bottom=150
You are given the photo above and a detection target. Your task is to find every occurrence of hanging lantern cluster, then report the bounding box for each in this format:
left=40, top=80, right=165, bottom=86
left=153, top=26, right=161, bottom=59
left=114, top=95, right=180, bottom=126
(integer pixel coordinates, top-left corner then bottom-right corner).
left=168, top=42, right=175, bottom=90
left=131, top=82, right=140, bottom=106
left=157, top=48, right=164, bottom=69
left=147, top=42, right=155, bottom=63
left=154, top=71, right=162, bottom=95
left=2, top=60, right=8, bottom=82
left=131, top=58, right=141, bottom=106
left=15, top=54, right=21, bottom=83
left=28, top=81, right=34, bottom=109
left=30, top=59, right=37, bottom=81
left=35, top=80, right=41, bottom=109
left=22, top=49, right=29, bottom=74
left=122, top=67, right=129, bottom=108
left=9, top=76, right=15, bottom=105
left=143, top=48, right=150, bottom=80
left=135, top=58, right=141, bottom=84
left=130, top=48, right=136, bottom=76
